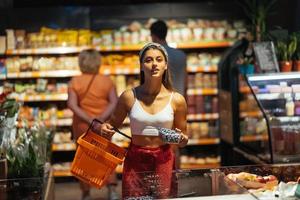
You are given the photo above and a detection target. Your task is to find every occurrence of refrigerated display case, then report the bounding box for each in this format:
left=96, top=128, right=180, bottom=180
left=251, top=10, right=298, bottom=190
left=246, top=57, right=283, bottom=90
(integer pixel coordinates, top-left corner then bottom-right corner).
left=218, top=39, right=275, bottom=166
left=245, top=72, right=300, bottom=163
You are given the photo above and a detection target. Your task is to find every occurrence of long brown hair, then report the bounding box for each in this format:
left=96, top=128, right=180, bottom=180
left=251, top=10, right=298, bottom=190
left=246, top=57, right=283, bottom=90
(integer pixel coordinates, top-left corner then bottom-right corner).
left=139, top=44, right=173, bottom=91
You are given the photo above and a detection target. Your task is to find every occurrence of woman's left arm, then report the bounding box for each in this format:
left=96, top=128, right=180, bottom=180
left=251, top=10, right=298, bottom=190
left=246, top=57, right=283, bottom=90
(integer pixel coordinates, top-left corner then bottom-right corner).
left=173, top=93, right=188, bottom=147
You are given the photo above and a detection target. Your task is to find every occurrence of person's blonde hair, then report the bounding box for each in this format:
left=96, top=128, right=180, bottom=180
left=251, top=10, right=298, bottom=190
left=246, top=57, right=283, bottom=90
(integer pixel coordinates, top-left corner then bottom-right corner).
left=78, top=49, right=101, bottom=74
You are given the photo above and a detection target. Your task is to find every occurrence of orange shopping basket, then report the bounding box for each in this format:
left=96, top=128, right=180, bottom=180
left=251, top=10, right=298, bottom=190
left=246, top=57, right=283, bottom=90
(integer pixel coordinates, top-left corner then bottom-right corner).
left=71, top=119, right=131, bottom=188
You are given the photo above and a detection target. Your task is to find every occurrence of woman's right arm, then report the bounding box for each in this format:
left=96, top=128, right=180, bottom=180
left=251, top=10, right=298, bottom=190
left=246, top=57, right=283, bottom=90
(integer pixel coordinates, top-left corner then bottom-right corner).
left=100, top=89, right=133, bottom=137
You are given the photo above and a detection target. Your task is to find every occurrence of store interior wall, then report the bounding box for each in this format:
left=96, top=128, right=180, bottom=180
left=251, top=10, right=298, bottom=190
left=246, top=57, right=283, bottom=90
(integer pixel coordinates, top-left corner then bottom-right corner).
left=0, top=1, right=244, bottom=33
left=0, top=0, right=299, bottom=35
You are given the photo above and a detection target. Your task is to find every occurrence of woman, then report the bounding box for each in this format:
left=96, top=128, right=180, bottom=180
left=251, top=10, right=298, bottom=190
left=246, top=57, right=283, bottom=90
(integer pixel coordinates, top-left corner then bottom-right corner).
left=67, top=49, right=118, bottom=200
left=100, top=43, right=188, bottom=199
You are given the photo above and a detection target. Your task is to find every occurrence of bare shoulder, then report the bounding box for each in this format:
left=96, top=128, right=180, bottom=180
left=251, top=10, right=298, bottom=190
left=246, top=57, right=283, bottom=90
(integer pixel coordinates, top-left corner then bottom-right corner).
left=118, top=88, right=135, bottom=110
left=172, top=92, right=187, bottom=110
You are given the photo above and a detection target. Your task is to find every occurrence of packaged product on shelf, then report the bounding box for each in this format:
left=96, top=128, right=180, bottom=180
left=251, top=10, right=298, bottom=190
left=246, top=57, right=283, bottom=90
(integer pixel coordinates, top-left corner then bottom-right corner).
left=194, top=73, right=203, bottom=88
left=36, top=78, right=48, bottom=93
left=187, top=74, right=195, bottom=89
left=101, top=30, right=113, bottom=46
left=122, top=31, right=131, bottom=45
left=131, top=31, right=140, bottom=45
left=193, top=28, right=203, bottom=41
left=78, top=29, right=91, bottom=46
left=6, top=29, right=15, bottom=50
left=139, top=28, right=150, bottom=43
left=0, top=36, right=6, bottom=53
left=195, top=95, right=204, bottom=113
left=113, top=31, right=122, bottom=45
left=15, top=29, right=26, bottom=49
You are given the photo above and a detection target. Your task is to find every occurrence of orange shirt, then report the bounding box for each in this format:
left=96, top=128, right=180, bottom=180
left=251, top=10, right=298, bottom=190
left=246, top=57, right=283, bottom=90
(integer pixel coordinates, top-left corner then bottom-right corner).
left=69, top=73, right=114, bottom=139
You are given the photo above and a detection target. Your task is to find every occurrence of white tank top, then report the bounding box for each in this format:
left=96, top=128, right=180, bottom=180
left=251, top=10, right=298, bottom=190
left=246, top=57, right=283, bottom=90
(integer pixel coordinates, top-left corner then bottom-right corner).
left=129, top=89, right=174, bottom=136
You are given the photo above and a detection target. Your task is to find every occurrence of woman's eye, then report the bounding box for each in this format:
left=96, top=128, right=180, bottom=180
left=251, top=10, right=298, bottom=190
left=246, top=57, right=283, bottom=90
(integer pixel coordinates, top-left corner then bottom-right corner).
left=156, top=58, right=163, bottom=62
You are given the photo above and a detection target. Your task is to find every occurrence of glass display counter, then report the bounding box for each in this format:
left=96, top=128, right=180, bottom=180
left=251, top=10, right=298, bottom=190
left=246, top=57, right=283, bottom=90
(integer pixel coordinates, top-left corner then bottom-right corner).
left=246, top=72, right=300, bottom=163
left=122, top=163, right=300, bottom=199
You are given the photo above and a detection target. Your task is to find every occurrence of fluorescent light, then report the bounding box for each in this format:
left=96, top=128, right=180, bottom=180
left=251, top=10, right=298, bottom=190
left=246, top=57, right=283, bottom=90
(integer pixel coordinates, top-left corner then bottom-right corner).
left=248, top=73, right=300, bottom=81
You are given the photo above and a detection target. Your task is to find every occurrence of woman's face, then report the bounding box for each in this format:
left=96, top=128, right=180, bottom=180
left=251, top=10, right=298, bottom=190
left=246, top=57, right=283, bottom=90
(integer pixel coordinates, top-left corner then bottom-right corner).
left=141, top=48, right=167, bottom=79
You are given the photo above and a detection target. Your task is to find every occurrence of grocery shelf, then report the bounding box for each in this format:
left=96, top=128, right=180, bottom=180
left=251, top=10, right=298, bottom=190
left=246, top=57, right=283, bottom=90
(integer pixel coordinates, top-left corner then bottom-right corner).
left=17, top=118, right=72, bottom=127
left=187, top=88, right=218, bottom=95
left=240, top=111, right=262, bottom=118
left=13, top=93, right=68, bottom=102
left=6, top=46, right=92, bottom=55
left=240, top=134, right=269, bottom=142
left=53, top=169, right=73, bottom=177
left=56, top=118, right=73, bottom=126
left=7, top=70, right=81, bottom=78
left=5, top=41, right=233, bottom=55
left=52, top=143, right=76, bottom=151
left=3, top=65, right=220, bottom=79
left=187, top=113, right=219, bottom=121
left=174, top=41, right=234, bottom=49
left=187, top=65, right=218, bottom=73
left=180, top=163, right=220, bottom=169
left=188, top=138, right=220, bottom=145
left=100, top=66, right=139, bottom=75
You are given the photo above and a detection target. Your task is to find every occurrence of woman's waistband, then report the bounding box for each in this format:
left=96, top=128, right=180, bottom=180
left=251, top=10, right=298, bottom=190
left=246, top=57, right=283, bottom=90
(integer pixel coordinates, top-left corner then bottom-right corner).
left=129, top=143, right=170, bottom=151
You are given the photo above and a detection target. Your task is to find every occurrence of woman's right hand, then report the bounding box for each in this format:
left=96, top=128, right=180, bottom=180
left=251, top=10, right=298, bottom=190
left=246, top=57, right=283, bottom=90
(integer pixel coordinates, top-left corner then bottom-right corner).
left=100, top=123, right=115, bottom=139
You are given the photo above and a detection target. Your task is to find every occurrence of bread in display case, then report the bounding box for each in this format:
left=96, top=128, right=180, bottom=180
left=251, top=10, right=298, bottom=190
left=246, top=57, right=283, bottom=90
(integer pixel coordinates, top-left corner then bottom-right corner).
left=246, top=72, right=300, bottom=163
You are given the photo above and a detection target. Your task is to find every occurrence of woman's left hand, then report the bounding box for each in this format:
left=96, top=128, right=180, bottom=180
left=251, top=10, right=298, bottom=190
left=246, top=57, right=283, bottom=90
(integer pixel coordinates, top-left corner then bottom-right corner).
left=175, top=128, right=188, bottom=147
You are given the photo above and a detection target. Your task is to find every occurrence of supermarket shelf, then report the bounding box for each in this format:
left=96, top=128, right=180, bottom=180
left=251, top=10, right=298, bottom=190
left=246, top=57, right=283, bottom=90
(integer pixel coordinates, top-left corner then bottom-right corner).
left=53, top=164, right=124, bottom=177
left=6, top=46, right=92, bottom=55
left=187, top=113, right=219, bottom=121
left=187, top=88, right=218, bottom=95
left=180, top=163, right=220, bottom=169
left=5, top=41, right=233, bottom=55
left=5, top=65, right=219, bottom=78
left=7, top=70, right=81, bottom=78
left=17, top=118, right=72, bottom=127
left=174, top=41, right=234, bottom=49
left=52, top=143, right=76, bottom=151
left=188, top=138, right=220, bottom=145
left=240, top=111, right=262, bottom=118
left=100, top=66, right=139, bottom=75
left=53, top=169, right=73, bottom=177
left=13, top=93, right=68, bottom=102
left=56, top=118, right=73, bottom=126
left=187, top=65, right=218, bottom=73
left=240, top=134, right=269, bottom=142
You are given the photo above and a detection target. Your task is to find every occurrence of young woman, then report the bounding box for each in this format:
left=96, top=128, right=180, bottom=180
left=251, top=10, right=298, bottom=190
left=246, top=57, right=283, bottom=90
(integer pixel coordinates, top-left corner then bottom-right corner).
left=67, top=49, right=119, bottom=200
left=100, top=43, right=188, bottom=199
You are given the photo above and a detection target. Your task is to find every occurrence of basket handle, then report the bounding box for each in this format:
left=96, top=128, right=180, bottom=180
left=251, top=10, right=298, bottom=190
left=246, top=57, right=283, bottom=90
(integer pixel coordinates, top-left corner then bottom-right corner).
left=86, top=118, right=131, bottom=140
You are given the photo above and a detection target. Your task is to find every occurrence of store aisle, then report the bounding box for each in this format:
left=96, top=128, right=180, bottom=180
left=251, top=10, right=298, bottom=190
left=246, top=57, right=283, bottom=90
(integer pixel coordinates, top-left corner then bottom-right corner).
left=55, top=181, right=122, bottom=200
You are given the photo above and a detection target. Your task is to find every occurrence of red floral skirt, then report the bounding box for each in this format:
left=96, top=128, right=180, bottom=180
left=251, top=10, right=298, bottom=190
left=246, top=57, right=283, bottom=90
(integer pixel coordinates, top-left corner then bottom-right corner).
left=122, top=144, right=177, bottom=199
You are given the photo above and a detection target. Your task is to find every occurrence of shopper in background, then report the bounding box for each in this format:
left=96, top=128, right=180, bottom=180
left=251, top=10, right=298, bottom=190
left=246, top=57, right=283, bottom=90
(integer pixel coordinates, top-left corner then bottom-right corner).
left=100, top=43, right=188, bottom=199
left=150, top=19, right=187, bottom=96
left=150, top=19, right=187, bottom=169
left=67, top=49, right=119, bottom=200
